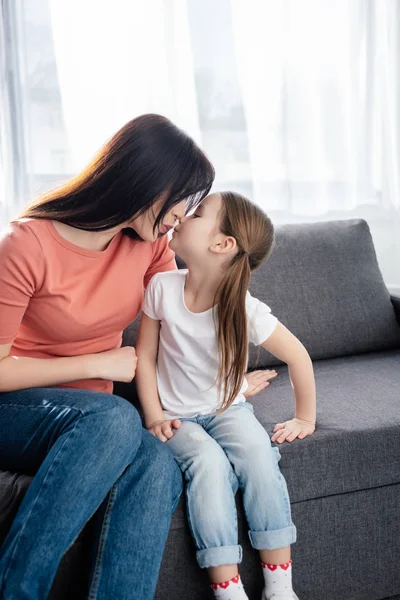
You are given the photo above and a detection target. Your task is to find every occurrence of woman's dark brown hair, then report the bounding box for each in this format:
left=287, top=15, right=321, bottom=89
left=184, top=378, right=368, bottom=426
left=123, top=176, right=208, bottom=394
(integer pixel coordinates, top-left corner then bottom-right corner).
left=18, top=114, right=215, bottom=236
left=214, top=191, right=275, bottom=410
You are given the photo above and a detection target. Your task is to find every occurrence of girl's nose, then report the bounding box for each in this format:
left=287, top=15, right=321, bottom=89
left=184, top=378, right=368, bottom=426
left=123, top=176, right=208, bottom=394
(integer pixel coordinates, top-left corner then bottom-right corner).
left=174, top=215, right=187, bottom=229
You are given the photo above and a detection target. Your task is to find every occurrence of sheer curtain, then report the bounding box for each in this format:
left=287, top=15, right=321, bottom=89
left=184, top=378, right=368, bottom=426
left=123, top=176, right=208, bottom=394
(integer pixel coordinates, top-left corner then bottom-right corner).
left=4, top=0, right=400, bottom=287
left=231, top=0, right=400, bottom=214
left=0, top=1, right=14, bottom=215
left=49, top=0, right=202, bottom=170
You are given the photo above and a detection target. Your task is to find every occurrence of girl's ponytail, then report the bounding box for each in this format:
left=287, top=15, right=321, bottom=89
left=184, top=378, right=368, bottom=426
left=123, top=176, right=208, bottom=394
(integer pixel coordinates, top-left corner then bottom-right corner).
left=214, top=250, right=251, bottom=410
left=214, top=192, right=275, bottom=411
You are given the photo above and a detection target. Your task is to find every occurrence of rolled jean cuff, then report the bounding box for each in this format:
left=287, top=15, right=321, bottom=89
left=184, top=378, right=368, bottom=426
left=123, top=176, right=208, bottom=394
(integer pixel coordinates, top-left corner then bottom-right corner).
left=248, top=524, right=297, bottom=550
left=196, top=544, right=243, bottom=568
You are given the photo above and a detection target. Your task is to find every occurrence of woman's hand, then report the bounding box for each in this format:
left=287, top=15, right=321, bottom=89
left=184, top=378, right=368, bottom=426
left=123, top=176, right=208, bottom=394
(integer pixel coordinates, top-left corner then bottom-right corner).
left=89, top=346, right=138, bottom=383
left=243, top=369, right=277, bottom=398
left=148, top=419, right=182, bottom=443
left=271, top=417, right=316, bottom=444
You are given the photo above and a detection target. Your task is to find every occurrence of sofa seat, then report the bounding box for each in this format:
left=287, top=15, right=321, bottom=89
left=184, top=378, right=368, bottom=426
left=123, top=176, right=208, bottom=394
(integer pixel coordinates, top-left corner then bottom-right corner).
left=254, top=349, right=400, bottom=503
left=167, top=349, right=400, bottom=534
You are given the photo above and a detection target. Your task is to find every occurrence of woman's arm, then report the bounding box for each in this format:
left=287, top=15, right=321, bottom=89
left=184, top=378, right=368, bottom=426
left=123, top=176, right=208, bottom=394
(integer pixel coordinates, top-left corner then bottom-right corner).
left=0, top=343, right=138, bottom=392
left=261, top=322, right=316, bottom=440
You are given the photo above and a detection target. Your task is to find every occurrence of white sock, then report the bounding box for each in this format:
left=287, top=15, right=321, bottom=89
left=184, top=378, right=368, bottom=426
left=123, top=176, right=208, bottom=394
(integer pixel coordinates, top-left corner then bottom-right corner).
left=211, top=574, right=249, bottom=599
left=261, top=559, right=294, bottom=599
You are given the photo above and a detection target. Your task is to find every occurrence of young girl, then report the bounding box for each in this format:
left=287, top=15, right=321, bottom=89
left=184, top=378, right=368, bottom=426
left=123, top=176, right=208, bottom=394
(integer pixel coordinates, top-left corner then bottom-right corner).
left=136, top=192, right=316, bottom=600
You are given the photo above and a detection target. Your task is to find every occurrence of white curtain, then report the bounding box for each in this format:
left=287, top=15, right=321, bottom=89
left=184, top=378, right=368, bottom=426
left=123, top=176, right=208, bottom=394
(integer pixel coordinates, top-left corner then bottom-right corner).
left=231, top=0, right=400, bottom=214
left=0, top=1, right=14, bottom=214
left=47, top=0, right=400, bottom=288
left=49, top=0, right=202, bottom=170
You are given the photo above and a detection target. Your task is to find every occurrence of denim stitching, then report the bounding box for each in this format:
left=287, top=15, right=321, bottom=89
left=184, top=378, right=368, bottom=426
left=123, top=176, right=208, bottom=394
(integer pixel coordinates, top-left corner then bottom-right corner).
left=88, top=484, right=117, bottom=600
left=185, top=481, right=203, bottom=551
left=0, top=404, right=82, bottom=413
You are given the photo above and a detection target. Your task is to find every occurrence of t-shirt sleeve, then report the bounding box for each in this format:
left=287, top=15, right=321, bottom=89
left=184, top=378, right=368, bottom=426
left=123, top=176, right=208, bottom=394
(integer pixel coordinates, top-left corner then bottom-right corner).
left=142, top=274, right=161, bottom=321
left=0, top=222, right=44, bottom=344
left=143, top=235, right=176, bottom=289
left=246, top=291, right=278, bottom=346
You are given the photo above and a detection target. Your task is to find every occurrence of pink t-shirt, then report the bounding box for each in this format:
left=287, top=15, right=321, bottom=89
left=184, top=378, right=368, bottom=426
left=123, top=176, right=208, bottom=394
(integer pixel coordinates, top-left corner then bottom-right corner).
left=0, top=218, right=176, bottom=393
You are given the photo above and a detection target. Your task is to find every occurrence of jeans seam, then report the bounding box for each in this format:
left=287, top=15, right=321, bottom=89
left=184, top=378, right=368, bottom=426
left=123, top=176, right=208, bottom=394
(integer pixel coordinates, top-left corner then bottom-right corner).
left=0, top=400, right=130, bottom=419
left=185, top=485, right=203, bottom=551
left=88, top=483, right=118, bottom=600
left=0, top=416, right=80, bottom=594
left=171, top=488, right=182, bottom=513
left=0, top=404, right=83, bottom=414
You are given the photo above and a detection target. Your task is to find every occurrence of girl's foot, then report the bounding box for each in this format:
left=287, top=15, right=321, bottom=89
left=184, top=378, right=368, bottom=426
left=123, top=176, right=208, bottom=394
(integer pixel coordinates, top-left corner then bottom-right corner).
left=261, top=559, right=298, bottom=599
left=211, top=574, right=249, bottom=599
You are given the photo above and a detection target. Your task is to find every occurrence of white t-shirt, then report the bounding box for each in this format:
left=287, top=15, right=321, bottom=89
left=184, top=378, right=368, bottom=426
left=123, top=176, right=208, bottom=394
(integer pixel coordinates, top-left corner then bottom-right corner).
left=142, top=270, right=278, bottom=419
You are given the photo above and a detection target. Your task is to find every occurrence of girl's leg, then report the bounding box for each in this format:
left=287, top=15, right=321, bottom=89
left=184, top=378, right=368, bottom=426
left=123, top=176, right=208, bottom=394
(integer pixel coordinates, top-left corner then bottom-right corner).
left=167, top=421, right=248, bottom=598
left=206, top=403, right=297, bottom=599
left=0, top=387, right=180, bottom=600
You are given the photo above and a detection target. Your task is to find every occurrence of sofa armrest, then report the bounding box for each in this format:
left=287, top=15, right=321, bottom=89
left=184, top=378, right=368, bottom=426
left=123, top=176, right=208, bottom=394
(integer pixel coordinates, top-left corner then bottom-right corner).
left=390, top=295, right=400, bottom=325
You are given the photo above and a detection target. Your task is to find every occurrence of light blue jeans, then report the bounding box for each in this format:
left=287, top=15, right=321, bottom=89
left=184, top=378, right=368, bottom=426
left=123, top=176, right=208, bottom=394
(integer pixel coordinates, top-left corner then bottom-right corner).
left=167, top=402, right=297, bottom=568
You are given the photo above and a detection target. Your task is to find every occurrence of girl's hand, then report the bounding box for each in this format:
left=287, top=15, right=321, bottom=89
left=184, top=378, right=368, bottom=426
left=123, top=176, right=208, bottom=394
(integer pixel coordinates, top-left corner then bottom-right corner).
left=271, top=417, right=316, bottom=444
left=244, top=369, right=277, bottom=398
left=148, top=419, right=182, bottom=443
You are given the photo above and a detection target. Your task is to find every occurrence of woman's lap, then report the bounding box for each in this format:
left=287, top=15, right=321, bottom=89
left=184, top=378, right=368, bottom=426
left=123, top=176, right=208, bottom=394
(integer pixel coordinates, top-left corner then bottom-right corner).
left=0, top=386, right=140, bottom=474
left=0, top=387, right=181, bottom=599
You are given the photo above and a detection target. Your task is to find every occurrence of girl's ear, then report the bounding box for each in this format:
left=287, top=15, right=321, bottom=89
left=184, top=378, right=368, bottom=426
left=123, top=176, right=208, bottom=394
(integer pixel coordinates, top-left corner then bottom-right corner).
left=209, top=235, right=237, bottom=255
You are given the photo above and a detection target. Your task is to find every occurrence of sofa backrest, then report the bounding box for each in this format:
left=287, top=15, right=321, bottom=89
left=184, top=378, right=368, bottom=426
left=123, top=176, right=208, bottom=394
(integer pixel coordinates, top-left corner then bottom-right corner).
left=121, top=219, right=400, bottom=374
left=247, top=219, right=400, bottom=368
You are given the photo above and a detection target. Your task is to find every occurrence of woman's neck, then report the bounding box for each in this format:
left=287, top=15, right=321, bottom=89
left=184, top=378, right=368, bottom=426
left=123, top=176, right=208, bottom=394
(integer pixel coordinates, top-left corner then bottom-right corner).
left=184, top=267, right=224, bottom=313
left=51, top=221, right=123, bottom=251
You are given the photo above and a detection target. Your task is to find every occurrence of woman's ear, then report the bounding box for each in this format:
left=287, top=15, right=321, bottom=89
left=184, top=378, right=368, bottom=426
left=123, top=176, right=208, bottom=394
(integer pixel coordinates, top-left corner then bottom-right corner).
left=209, top=235, right=237, bottom=255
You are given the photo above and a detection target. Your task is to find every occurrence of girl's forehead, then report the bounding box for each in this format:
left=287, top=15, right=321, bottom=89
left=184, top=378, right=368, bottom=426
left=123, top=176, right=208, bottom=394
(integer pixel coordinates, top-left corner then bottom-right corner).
left=202, top=193, right=222, bottom=213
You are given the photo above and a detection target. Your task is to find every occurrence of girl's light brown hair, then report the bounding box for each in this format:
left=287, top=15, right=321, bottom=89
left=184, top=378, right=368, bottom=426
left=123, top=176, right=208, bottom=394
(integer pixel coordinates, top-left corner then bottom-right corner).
left=214, top=191, right=275, bottom=410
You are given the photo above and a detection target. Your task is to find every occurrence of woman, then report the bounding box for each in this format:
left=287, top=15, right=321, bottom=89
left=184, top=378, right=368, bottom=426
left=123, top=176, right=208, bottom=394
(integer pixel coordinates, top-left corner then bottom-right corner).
left=0, top=114, right=214, bottom=600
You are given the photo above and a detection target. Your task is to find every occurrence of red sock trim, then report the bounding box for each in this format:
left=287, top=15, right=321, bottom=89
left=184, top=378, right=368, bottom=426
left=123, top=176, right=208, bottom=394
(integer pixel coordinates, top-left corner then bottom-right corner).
left=261, top=558, right=292, bottom=571
left=211, top=574, right=240, bottom=590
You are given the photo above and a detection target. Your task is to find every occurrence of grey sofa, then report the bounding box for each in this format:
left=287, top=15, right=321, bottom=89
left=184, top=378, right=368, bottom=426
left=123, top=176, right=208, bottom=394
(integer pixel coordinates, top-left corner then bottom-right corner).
left=0, top=218, right=399, bottom=600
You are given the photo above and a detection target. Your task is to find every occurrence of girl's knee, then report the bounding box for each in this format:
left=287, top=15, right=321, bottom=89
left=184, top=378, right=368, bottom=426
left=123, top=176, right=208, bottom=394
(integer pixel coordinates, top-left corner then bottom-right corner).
left=237, top=439, right=280, bottom=475
left=189, top=447, right=231, bottom=482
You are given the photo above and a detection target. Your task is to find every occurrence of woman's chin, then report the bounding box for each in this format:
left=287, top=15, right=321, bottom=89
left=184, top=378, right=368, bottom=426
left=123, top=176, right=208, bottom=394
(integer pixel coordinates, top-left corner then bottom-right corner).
left=168, top=236, right=178, bottom=251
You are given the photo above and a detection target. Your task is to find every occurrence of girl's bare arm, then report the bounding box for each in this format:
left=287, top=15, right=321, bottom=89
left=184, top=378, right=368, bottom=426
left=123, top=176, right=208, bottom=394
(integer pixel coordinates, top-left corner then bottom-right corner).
left=261, top=322, right=316, bottom=425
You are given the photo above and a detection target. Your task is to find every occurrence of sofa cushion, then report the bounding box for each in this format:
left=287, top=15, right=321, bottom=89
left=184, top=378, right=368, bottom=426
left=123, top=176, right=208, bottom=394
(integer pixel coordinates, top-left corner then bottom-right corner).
left=248, top=219, right=400, bottom=368
left=248, top=349, right=400, bottom=504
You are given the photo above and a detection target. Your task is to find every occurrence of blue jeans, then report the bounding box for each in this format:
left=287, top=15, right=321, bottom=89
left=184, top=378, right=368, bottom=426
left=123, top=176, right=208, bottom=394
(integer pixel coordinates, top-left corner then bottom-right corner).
left=167, top=402, right=296, bottom=568
left=0, top=387, right=182, bottom=600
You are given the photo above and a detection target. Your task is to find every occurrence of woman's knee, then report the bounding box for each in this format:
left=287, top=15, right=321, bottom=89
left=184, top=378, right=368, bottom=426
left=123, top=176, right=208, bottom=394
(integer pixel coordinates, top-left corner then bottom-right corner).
left=81, top=394, right=142, bottom=450
left=141, top=431, right=183, bottom=497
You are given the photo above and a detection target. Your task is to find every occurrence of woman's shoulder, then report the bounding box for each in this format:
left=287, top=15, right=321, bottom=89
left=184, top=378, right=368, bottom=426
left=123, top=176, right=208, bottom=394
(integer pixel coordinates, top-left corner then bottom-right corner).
left=0, top=219, right=46, bottom=285
left=0, top=218, right=47, bottom=252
